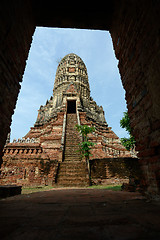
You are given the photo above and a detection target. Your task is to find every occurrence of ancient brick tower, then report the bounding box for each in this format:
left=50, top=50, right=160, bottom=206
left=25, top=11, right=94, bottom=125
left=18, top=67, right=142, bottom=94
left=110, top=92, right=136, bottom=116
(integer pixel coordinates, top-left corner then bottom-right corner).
left=0, top=53, right=130, bottom=187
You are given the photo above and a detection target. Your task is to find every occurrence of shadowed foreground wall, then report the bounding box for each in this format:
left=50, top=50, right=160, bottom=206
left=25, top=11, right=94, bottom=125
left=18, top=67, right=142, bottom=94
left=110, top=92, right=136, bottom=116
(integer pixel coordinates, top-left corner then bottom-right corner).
left=90, top=158, right=142, bottom=189
left=110, top=1, right=160, bottom=196
left=0, top=0, right=35, bottom=165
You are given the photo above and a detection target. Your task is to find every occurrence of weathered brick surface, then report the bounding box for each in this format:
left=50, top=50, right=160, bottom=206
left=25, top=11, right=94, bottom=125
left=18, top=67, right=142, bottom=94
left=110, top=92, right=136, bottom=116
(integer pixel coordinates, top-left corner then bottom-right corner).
left=0, top=142, right=59, bottom=186
left=79, top=112, right=131, bottom=159
left=90, top=158, right=142, bottom=190
left=110, top=1, right=160, bottom=196
left=0, top=1, right=35, bottom=165
left=0, top=112, right=64, bottom=186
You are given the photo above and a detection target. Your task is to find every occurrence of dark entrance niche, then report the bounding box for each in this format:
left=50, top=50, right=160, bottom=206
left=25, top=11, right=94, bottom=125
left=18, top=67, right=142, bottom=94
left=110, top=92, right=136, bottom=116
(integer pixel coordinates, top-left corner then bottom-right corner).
left=67, top=100, right=76, bottom=113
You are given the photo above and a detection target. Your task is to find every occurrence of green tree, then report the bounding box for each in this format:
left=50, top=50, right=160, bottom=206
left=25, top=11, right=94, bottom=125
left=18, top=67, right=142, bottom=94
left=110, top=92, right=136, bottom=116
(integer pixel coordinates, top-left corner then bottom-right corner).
left=120, top=111, right=136, bottom=150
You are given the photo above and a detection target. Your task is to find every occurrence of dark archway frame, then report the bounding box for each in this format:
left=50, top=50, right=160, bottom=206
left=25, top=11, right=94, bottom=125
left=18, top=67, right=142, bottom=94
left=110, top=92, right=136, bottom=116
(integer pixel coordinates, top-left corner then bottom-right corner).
left=1, top=0, right=160, bottom=197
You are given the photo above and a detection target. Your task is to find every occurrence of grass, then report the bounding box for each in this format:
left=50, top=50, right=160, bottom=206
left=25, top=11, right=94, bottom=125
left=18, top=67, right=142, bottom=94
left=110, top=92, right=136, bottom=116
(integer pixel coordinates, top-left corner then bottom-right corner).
left=22, top=186, right=54, bottom=195
left=22, top=184, right=122, bottom=195
left=88, top=185, right=122, bottom=191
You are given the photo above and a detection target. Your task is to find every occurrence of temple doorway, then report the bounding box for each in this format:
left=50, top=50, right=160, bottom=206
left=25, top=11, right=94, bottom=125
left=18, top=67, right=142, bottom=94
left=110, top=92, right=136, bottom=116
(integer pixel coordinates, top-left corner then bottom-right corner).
left=67, top=100, right=76, bottom=113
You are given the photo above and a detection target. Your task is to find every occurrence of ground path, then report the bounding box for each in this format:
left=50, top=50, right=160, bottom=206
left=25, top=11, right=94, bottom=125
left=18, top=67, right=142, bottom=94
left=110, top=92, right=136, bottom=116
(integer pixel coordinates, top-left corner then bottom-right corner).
left=0, top=188, right=160, bottom=240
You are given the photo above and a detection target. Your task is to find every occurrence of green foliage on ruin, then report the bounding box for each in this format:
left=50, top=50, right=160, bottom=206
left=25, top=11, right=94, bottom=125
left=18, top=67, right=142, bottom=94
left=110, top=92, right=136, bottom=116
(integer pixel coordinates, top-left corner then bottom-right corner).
left=120, top=111, right=136, bottom=150
left=75, top=125, right=95, bottom=160
left=78, top=141, right=95, bottom=160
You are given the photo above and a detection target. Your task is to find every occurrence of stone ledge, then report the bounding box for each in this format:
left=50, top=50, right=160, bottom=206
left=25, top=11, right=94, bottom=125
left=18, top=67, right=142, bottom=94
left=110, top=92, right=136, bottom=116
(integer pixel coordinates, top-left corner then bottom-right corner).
left=0, top=185, right=22, bottom=198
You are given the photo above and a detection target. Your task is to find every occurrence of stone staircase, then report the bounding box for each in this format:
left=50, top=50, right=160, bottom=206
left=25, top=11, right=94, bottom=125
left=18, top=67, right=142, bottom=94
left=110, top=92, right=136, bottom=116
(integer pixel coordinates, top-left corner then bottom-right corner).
left=56, top=113, right=90, bottom=187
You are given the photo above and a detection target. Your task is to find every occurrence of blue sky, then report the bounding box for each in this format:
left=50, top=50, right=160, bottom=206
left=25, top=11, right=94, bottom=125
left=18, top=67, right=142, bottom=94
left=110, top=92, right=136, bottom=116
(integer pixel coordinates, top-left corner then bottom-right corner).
left=10, top=27, right=128, bottom=141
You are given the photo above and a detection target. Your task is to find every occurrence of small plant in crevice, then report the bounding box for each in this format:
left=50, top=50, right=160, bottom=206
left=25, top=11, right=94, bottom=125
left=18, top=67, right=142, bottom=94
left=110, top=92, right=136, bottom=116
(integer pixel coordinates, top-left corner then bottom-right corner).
left=75, top=124, right=96, bottom=177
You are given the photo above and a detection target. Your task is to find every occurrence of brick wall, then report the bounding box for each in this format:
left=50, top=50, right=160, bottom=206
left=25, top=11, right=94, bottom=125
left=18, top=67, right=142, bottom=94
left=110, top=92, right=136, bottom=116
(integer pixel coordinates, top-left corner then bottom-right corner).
left=90, top=158, right=142, bottom=190
left=0, top=152, right=59, bottom=187
left=110, top=1, right=160, bottom=196
left=0, top=0, right=35, bottom=165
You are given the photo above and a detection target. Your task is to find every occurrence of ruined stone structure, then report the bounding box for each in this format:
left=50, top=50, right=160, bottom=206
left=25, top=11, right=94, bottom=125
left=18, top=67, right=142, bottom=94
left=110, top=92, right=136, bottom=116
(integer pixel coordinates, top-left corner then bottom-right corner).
left=0, top=53, right=131, bottom=187
left=1, top=1, right=160, bottom=197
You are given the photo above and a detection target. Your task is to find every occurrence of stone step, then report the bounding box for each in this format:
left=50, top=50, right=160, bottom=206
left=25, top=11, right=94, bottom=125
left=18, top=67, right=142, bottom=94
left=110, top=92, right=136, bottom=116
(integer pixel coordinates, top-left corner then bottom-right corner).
left=65, top=145, right=80, bottom=148
left=57, top=179, right=89, bottom=186
left=57, top=174, right=87, bottom=179
left=59, top=167, right=86, bottom=172
left=65, top=135, right=79, bottom=137
left=56, top=113, right=88, bottom=187
left=65, top=147, right=80, bottom=149
left=65, top=135, right=78, bottom=138
left=64, top=152, right=80, bottom=154
left=65, top=130, right=79, bottom=133
left=58, top=169, right=86, bottom=174
left=65, top=138, right=80, bottom=140
left=57, top=182, right=89, bottom=187
left=65, top=146, right=80, bottom=149
left=64, top=147, right=80, bottom=150
left=65, top=135, right=80, bottom=138
left=64, top=156, right=81, bottom=159
left=59, top=167, right=85, bottom=172
left=64, top=150, right=80, bottom=152
left=60, top=161, right=83, bottom=164
left=66, top=128, right=77, bottom=130
left=64, top=153, right=80, bottom=156
left=65, top=140, right=80, bottom=143
left=58, top=166, right=86, bottom=172
left=66, top=132, right=78, bottom=134
left=65, top=142, right=79, bottom=144
left=64, top=151, right=80, bottom=154
left=66, top=131, right=78, bottom=133
left=64, top=157, right=81, bottom=160
left=65, top=143, right=80, bottom=145
left=64, top=148, right=80, bottom=151
left=64, top=159, right=82, bottom=161
left=65, top=136, right=80, bottom=138
left=58, top=174, right=87, bottom=179
left=66, top=133, right=78, bottom=136
left=59, top=162, right=85, bottom=168
left=65, top=144, right=80, bottom=146
left=64, top=159, right=82, bottom=162
left=58, top=173, right=87, bottom=178
left=66, top=130, right=79, bottom=132
left=64, top=155, right=81, bottom=158
left=57, top=177, right=89, bottom=184
left=65, top=137, right=80, bottom=140
left=66, top=130, right=78, bottom=132
left=65, top=135, right=80, bottom=139
left=57, top=177, right=88, bottom=183
left=65, top=147, right=80, bottom=150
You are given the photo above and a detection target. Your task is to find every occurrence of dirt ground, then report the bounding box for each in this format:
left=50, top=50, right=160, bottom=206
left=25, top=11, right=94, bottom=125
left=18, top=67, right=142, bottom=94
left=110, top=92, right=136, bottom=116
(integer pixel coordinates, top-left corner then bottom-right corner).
left=0, top=188, right=160, bottom=240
